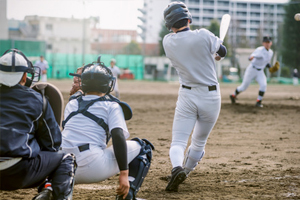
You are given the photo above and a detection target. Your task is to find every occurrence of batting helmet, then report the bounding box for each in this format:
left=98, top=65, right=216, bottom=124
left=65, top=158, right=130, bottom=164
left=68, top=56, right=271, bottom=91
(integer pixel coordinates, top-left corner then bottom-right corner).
left=80, top=57, right=115, bottom=94
left=0, top=49, right=40, bottom=87
left=163, top=1, right=192, bottom=31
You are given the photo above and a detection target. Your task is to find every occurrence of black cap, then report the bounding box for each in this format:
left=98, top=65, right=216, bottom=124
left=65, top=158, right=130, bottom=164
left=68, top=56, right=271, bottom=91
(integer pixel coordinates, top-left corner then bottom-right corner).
left=263, top=36, right=272, bottom=42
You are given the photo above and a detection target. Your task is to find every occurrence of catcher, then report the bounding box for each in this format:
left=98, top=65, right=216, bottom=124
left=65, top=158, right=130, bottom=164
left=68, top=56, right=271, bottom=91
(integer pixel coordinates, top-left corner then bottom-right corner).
left=230, top=36, right=280, bottom=107
left=62, top=57, right=154, bottom=200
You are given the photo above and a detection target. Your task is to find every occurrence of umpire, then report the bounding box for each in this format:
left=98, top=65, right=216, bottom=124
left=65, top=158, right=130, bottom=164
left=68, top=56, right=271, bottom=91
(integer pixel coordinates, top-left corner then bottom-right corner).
left=0, top=49, right=76, bottom=200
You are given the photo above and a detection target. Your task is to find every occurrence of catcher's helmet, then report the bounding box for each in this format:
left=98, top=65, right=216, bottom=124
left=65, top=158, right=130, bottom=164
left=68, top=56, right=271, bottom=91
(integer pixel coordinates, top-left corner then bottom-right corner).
left=163, top=1, right=192, bottom=31
left=80, top=57, right=115, bottom=94
left=0, top=49, right=40, bottom=87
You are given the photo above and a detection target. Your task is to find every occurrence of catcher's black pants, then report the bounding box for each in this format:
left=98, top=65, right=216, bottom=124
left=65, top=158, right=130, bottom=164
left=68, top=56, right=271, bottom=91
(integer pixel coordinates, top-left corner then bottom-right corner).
left=0, top=151, right=64, bottom=190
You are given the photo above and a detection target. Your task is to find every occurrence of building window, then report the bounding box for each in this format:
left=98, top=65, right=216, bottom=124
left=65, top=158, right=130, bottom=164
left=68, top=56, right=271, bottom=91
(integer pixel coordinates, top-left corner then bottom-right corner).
left=46, top=24, right=53, bottom=31
left=237, top=11, right=247, bottom=16
left=31, top=24, right=39, bottom=32
left=250, top=12, right=260, bottom=17
left=190, top=8, right=200, bottom=12
left=97, top=34, right=103, bottom=42
left=237, top=3, right=247, bottom=8
left=250, top=4, right=260, bottom=9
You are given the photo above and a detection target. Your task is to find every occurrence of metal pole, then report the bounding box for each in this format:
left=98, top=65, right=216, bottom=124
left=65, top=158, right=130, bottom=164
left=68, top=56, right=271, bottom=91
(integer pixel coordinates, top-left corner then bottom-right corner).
left=82, top=0, right=86, bottom=65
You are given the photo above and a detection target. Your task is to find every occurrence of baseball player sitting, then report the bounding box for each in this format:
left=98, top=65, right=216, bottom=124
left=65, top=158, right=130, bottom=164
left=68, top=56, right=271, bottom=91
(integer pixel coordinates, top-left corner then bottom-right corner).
left=0, top=49, right=76, bottom=200
left=162, top=2, right=226, bottom=192
left=61, top=57, right=154, bottom=200
left=230, top=36, right=280, bottom=107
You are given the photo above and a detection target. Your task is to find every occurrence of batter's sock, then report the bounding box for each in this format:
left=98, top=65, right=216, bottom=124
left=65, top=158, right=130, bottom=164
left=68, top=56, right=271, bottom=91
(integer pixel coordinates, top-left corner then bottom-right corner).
left=234, top=89, right=240, bottom=96
left=44, top=182, right=53, bottom=191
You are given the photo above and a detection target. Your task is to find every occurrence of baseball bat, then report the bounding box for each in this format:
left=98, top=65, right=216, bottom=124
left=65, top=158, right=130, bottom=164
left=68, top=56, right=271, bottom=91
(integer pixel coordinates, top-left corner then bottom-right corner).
left=220, top=14, right=231, bottom=41
left=215, top=14, right=231, bottom=61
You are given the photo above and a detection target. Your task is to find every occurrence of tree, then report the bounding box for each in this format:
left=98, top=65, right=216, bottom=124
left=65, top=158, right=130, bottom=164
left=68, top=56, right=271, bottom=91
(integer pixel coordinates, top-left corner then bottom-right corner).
left=206, top=19, right=230, bottom=56
left=207, top=19, right=219, bottom=36
left=123, top=40, right=141, bottom=55
left=158, top=21, right=170, bottom=56
left=281, top=0, right=300, bottom=71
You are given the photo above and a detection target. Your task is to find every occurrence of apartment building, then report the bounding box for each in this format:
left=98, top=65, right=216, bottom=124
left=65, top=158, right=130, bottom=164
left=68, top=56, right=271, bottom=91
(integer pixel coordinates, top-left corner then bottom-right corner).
left=0, top=0, right=8, bottom=39
left=139, top=0, right=287, bottom=47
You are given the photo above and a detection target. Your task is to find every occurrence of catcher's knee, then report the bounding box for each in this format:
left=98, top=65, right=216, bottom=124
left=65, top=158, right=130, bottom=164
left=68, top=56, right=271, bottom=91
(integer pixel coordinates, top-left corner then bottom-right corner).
left=125, top=137, right=154, bottom=199
left=51, top=153, right=77, bottom=200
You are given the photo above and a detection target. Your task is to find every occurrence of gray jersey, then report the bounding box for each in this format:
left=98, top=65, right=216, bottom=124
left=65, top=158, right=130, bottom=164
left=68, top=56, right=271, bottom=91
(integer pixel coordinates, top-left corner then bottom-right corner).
left=163, top=28, right=222, bottom=87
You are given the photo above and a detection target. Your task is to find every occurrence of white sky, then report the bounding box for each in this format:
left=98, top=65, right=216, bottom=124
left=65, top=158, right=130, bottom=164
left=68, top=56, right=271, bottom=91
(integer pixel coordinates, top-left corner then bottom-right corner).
left=6, top=0, right=144, bottom=30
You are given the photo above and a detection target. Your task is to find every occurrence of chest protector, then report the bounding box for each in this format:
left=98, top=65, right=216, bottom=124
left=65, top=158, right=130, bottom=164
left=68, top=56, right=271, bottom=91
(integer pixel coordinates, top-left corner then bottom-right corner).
left=62, top=95, right=132, bottom=144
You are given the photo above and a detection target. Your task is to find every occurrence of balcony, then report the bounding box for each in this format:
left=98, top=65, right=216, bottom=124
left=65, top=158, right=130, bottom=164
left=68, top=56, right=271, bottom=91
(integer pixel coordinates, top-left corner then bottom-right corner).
left=137, top=8, right=146, bottom=15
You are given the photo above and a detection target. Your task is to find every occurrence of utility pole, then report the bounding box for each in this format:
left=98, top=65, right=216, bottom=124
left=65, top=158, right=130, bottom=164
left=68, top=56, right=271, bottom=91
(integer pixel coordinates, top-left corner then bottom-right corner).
left=82, top=0, right=86, bottom=65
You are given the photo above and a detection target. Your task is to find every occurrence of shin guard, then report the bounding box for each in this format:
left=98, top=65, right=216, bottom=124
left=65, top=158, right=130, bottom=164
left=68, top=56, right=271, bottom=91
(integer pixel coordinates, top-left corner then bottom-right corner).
left=125, top=138, right=154, bottom=200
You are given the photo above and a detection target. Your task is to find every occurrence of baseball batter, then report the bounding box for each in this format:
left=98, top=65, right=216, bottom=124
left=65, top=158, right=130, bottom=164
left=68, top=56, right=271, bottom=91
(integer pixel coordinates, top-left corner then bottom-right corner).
left=61, top=59, right=154, bottom=200
left=109, top=58, right=121, bottom=98
left=162, top=2, right=227, bottom=192
left=230, top=36, right=279, bottom=107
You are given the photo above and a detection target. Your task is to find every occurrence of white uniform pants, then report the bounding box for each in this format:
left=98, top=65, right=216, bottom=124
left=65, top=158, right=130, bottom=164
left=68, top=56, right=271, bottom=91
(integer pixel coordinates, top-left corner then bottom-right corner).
left=237, top=65, right=267, bottom=93
left=170, top=84, right=221, bottom=168
left=41, top=74, right=47, bottom=82
left=61, top=141, right=141, bottom=184
left=293, top=77, right=298, bottom=85
left=114, top=80, right=120, bottom=98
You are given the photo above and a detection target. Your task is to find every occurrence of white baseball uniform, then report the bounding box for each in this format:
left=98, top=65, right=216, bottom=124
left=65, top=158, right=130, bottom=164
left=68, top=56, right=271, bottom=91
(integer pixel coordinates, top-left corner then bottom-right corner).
left=237, top=46, right=273, bottom=100
left=109, top=65, right=121, bottom=98
left=163, top=28, right=222, bottom=173
left=61, top=95, right=141, bottom=184
left=34, top=59, right=49, bottom=82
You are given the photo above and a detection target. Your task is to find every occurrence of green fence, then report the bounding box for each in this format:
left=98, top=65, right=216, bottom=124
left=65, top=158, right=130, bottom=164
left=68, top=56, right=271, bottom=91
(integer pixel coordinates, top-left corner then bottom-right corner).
left=47, top=53, right=144, bottom=80
left=0, top=40, right=144, bottom=80
left=0, top=40, right=46, bottom=57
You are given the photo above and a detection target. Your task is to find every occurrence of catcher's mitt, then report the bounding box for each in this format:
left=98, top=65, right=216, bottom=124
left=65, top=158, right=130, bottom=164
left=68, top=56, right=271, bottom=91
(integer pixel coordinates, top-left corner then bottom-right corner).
left=269, top=61, right=280, bottom=73
left=69, top=66, right=83, bottom=95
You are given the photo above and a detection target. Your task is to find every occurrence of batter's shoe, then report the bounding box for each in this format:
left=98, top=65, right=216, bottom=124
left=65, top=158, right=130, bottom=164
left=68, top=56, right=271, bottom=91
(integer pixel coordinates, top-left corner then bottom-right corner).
left=255, top=100, right=263, bottom=108
left=32, top=188, right=53, bottom=200
left=165, top=166, right=187, bottom=192
left=230, top=95, right=237, bottom=104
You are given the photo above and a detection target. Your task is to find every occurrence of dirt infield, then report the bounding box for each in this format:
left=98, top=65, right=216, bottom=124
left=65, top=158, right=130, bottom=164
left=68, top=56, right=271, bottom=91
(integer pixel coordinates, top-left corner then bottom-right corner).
left=1, top=80, right=300, bottom=199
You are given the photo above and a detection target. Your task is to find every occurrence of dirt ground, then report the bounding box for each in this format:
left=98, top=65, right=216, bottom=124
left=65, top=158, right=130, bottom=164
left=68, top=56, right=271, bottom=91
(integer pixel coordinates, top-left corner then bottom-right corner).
left=1, top=79, right=300, bottom=200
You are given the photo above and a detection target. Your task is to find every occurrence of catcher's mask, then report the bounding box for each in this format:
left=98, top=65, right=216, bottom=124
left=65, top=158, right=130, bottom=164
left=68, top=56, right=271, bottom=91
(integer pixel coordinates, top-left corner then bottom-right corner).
left=164, top=1, right=192, bottom=31
left=70, top=56, right=115, bottom=94
left=0, top=49, right=40, bottom=87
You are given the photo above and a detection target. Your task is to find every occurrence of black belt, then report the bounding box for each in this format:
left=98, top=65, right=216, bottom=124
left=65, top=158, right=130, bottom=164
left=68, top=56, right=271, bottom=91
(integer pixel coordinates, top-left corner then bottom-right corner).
left=182, top=85, right=217, bottom=91
left=78, top=144, right=90, bottom=152
left=252, top=65, right=262, bottom=71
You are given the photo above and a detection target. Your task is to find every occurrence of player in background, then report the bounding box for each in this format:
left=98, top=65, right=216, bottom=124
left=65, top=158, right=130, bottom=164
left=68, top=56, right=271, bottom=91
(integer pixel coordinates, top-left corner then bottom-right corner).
left=35, top=55, right=49, bottom=82
left=293, top=68, right=299, bottom=86
left=162, top=2, right=227, bottom=192
left=61, top=58, right=154, bottom=200
left=109, top=58, right=121, bottom=98
left=0, top=49, right=76, bottom=200
left=230, top=36, right=280, bottom=107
